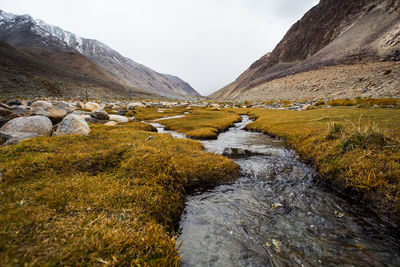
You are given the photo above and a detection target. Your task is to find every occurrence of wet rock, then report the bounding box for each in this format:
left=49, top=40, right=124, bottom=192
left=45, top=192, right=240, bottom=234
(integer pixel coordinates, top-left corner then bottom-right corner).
left=109, top=115, right=129, bottom=123
left=90, top=109, right=109, bottom=120
left=0, top=116, right=52, bottom=137
left=53, top=114, right=90, bottom=136
left=222, top=147, right=266, bottom=158
left=84, top=102, right=100, bottom=111
left=30, top=100, right=67, bottom=123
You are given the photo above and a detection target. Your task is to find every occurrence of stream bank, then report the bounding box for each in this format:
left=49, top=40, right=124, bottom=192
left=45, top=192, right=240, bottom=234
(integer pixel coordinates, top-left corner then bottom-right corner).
left=153, top=115, right=400, bottom=266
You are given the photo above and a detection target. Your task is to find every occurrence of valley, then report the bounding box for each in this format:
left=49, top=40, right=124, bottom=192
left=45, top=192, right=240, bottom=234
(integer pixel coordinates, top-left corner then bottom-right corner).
left=0, top=0, right=399, bottom=265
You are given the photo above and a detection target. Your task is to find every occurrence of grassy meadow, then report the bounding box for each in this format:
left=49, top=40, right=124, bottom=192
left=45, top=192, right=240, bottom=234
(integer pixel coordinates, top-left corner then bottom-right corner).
left=159, top=108, right=242, bottom=139
left=240, top=107, right=400, bottom=222
left=0, top=121, right=239, bottom=266
left=2, top=103, right=400, bottom=265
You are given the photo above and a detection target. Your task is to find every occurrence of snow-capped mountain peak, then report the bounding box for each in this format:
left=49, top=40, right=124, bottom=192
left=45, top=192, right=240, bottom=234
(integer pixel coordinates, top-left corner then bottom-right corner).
left=0, top=9, right=201, bottom=97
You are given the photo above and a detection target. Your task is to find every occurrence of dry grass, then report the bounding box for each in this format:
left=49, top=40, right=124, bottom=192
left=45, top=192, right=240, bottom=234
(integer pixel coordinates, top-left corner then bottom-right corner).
left=0, top=122, right=239, bottom=265
left=135, top=107, right=188, bottom=121
left=159, top=108, right=242, bottom=139
left=326, top=98, right=400, bottom=108
left=241, top=107, right=400, bottom=222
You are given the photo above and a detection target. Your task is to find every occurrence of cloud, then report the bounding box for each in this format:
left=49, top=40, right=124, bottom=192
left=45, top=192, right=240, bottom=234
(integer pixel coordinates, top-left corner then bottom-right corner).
left=0, top=0, right=319, bottom=95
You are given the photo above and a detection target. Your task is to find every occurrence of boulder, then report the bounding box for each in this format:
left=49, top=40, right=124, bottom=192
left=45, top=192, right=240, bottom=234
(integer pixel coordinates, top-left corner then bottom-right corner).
left=30, top=101, right=67, bottom=123
left=54, top=114, right=90, bottom=136
left=90, top=109, right=109, bottom=120
left=10, top=106, right=31, bottom=116
left=109, top=115, right=129, bottom=123
left=85, top=117, right=108, bottom=124
left=104, top=121, right=118, bottom=126
left=85, top=102, right=100, bottom=111
left=53, top=101, right=70, bottom=110
left=1, top=132, right=39, bottom=146
left=0, top=116, right=52, bottom=137
left=0, top=106, right=20, bottom=119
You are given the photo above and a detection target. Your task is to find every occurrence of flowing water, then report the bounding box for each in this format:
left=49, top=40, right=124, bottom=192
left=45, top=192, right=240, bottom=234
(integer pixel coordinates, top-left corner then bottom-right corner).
left=153, top=116, right=400, bottom=266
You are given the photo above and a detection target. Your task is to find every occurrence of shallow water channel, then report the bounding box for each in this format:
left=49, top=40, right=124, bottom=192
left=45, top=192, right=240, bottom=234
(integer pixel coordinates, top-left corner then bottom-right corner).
left=152, top=116, right=400, bottom=266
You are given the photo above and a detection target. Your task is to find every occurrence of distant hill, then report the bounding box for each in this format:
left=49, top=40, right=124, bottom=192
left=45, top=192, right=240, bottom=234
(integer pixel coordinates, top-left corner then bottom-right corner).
left=212, top=0, right=400, bottom=101
left=0, top=10, right=201, bottom=99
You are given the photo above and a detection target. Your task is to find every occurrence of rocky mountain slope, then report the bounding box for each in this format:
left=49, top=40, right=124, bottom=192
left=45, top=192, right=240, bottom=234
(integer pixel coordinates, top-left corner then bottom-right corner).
left=0, top=41, right=155, bottom=99
left=212, top=0, right=400, bottom=101
left=0, top=10, right=200, bottom=98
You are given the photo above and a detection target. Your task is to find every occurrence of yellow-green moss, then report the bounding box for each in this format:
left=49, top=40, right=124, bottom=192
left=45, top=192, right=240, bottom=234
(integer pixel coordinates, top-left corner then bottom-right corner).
left=0, top=122, right=239, bottom=265
left=161, top=108, right=242, bottom=139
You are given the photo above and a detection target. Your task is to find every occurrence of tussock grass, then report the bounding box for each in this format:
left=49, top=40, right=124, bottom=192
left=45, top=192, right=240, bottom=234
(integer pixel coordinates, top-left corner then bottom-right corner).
left=242, top=107, right=400, bottom=222
left=326, top=98, right=400, bottom=108
left=135, top=107, right=187, bottom=121
left=160, top=108, right=242, bottom=139
left=0, top=122, right=239, bottom=265
left=327, top=99, right=356, bottom=106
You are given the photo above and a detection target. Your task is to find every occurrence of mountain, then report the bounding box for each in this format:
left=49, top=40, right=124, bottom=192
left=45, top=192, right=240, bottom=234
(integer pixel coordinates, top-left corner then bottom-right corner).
left=0, top=10, right=201, bottom=98
left=0, top=40, right=158, bottom=99
left=212, top=0, right=400, bottom=101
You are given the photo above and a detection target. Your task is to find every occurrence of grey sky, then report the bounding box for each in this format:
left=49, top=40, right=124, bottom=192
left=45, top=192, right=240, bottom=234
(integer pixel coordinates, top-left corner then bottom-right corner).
left=0, top=0, right=319, bottom=95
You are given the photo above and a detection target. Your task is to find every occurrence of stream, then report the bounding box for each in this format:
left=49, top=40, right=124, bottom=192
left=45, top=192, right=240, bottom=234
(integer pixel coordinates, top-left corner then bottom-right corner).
left=151, top=116, right=400, bottom=266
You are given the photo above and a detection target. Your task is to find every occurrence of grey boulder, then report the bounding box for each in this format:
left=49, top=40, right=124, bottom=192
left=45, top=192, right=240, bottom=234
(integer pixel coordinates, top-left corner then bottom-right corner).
left=1, top=116, right=53, bottom=137
left=90, top=109, right=109, bottom=120
left=54, top=114, right=90, bottom=136
left=30, top=101, right=67, bottom=123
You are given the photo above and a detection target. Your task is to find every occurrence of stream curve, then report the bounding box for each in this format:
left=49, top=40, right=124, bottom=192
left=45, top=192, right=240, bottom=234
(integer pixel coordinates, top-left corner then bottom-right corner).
left=153, top=115, right=400, bottom=266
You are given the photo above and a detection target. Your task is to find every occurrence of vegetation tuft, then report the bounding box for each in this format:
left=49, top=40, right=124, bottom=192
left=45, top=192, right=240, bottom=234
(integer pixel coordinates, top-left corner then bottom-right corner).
left=0, top=121, right=239, bottom=265
left=158, top=108, right=242, bottom=139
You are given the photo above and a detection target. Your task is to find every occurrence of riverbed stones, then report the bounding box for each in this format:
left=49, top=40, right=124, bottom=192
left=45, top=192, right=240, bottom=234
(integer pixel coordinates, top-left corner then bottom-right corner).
left=53, top=114, right=90, bottom=136
left=127, top=102, right=145, bottom=109
left=90, top=109, right=109, bottom=120
left=85, top=117, right=108, bottom=124
left=109, top=115, right=129, bottom=123
left=0, top=116, right=53, bottom=137
left=30, top=100, right=67, bottom=123
left=85, top=102, right=100, bottom=111
left=223, top=147, right=251, bottom=158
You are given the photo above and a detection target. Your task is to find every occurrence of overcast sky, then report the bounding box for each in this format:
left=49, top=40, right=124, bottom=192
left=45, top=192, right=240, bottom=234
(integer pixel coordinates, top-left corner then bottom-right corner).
left=1, top=0, right=318, bottom=95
